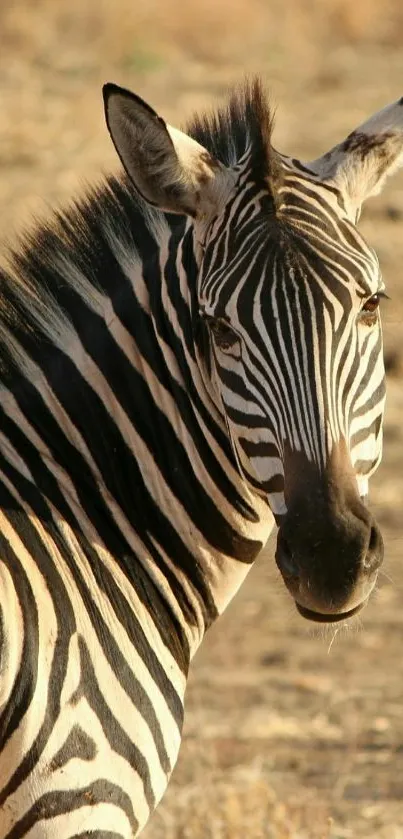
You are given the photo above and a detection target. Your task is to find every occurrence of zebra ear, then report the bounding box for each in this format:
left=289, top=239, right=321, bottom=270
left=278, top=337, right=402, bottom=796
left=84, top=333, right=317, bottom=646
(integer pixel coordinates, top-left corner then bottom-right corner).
left=103, top=83, right=223, bottom=217
left=306, top=97, right=403, bottom=222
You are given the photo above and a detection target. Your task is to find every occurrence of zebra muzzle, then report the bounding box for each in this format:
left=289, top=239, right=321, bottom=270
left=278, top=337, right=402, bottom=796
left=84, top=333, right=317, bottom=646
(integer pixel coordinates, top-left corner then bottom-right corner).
left=275, top=516, right=383, bottom=623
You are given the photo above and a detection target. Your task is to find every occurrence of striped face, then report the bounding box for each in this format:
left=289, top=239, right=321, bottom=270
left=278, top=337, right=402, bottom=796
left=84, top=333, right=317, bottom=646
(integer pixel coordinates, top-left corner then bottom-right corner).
left=104, top=80, right=403, bottom=620
left=198, top=164, right=386, bottom=520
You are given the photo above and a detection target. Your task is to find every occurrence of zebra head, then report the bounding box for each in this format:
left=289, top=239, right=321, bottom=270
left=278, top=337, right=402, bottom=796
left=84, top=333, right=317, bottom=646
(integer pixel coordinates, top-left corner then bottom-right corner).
left=104, top=82, right=403, bottom=623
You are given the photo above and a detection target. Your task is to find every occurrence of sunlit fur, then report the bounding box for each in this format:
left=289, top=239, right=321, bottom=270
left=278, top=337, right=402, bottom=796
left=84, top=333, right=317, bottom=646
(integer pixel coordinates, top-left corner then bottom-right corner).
left=0, top=81, right=388, bottom=836
left=198, top=161, right=385, bottom=516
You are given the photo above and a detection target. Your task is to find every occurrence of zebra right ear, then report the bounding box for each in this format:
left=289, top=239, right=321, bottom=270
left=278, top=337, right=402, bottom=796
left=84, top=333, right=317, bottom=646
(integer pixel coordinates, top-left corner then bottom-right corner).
left=103, top=83, right=224, bottom=217
left=306, top=97, right=403, bottom=222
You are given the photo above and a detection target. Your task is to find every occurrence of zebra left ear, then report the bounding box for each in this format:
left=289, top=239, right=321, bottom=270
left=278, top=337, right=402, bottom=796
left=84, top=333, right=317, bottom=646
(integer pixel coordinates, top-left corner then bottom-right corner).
left=103, top=83, right=224, bottom=217
left=306, top=97, right=403, bottom=222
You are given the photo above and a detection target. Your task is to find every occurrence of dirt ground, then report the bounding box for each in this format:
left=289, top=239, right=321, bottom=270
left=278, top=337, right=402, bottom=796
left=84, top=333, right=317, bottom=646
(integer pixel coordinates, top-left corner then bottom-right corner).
left=0, top=2, right=402, bottom=837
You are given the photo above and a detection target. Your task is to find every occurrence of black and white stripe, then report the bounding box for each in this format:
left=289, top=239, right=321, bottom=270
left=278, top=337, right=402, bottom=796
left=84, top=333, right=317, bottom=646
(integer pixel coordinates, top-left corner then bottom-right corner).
left=198, top=162, right=386, bottom=514
left=0, top=79, right=402, bottom=836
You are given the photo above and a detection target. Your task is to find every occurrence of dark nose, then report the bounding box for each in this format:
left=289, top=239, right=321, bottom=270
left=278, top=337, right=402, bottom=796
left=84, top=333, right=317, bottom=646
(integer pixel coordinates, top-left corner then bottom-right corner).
left=275, top=445, right=384, bottom=622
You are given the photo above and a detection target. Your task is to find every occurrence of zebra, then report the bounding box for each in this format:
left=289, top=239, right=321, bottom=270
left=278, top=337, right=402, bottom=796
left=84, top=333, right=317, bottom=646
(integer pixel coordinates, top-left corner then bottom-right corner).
left=0, top=78, right=401, bottom=837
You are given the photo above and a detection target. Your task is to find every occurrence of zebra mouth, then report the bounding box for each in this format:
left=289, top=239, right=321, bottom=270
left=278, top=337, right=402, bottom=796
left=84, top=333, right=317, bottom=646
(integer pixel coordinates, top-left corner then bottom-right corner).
left=295, top=599, right=367, bottom=623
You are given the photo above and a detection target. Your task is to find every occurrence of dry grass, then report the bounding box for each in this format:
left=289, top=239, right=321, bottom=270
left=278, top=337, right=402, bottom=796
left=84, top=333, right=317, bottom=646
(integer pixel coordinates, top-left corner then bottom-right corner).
left=2, top=0, right=403, bottom=68
left=149, top=762, right=334, bottom=839
left=1, top=2, right=403, bottom=837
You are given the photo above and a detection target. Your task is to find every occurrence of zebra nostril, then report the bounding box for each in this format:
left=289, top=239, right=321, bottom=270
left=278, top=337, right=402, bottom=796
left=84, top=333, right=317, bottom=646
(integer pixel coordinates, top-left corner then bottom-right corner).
left=363, top=524, right=383, bottom=572
left=276, top=533, right=300, bottom=579
left=369, top=525, right=378, bottom=552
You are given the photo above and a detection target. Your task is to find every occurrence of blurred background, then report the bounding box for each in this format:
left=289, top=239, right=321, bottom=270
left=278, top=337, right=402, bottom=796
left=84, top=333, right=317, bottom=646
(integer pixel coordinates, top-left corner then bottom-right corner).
left=0, top=1, right=402, bottom=837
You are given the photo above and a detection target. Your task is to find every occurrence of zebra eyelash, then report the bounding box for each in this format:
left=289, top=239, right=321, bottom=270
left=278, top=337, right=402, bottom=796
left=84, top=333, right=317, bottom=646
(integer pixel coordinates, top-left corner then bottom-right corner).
left=358, top=290, right=390, bottom=326
left=360, top=290, right=389, bottom=311
left=200, top=314, right=241, bottom=353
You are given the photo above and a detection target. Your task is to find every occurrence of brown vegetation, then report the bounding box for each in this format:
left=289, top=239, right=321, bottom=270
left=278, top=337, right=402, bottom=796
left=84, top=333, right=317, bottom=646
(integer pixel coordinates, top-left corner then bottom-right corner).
left=0, top=2, right=403, bottom=836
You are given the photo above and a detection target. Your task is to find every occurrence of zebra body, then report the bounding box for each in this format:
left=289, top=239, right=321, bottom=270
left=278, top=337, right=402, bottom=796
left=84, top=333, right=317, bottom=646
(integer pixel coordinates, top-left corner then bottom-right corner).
left=0, top=80, right=402, bottom=836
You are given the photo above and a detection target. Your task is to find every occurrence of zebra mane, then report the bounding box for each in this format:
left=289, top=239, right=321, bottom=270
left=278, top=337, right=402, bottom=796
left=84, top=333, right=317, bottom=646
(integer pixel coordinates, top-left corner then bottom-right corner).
left=187, top=77, right=278, bottom=178
left=0, top=78, right=278, bottom=387
left=0, top=174, right=172, bottom=386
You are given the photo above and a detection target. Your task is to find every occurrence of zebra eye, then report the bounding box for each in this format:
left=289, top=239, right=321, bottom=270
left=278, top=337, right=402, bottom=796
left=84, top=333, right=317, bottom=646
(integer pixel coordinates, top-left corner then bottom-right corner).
left=208, top=318, right=240, bottom=353
left=362, top=294, right=380, bottom=313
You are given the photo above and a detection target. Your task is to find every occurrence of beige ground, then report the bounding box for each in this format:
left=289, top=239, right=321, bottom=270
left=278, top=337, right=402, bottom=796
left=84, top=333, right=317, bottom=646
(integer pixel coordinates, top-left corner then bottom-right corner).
left=0, top=2, right=402, bottom=837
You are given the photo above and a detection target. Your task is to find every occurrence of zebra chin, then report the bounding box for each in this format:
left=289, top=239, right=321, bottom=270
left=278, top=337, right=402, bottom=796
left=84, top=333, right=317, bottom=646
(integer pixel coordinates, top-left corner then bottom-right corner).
left=282, top=572, right=378, bottom=624
left=295, top=598, right=370, bottom=623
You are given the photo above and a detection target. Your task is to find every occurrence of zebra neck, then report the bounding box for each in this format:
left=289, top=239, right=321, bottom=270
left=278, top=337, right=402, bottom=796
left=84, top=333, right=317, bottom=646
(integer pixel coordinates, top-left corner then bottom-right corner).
left=71, top=219, right=273, bottom=654
left=0, top=194, right=273, bottom=665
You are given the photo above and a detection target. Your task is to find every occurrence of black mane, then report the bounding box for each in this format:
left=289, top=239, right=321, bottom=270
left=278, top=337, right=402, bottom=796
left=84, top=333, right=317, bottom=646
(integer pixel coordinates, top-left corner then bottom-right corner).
left=0, top=174, right=164, bottom=385
left=0, top=78, right=278, bottom=386
left=187, top=78, right=278, bottom=178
